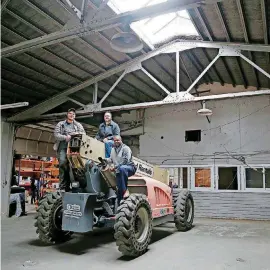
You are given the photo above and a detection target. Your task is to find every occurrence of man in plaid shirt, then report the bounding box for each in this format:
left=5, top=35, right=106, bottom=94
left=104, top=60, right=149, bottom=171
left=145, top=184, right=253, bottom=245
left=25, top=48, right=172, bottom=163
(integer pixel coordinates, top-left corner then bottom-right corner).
left=54, top=108, right=85, bottom=191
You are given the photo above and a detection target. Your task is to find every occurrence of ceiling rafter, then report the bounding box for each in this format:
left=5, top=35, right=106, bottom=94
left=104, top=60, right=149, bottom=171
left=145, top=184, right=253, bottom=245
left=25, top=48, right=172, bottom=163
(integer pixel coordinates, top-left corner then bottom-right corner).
left=1, top=43, right=128, bottom=106
left=236, top=0, right=260, bottom=89
left=0, top=0, right=11, bottom=13
left=184, top=51, right=209, bottom=84
left=202, top=48, right=224, bottom=85
left=1, top=88, right=37, bottom=104
left=260, top=0, right=270, bottom=88
left=214, top=2, right=248, bottom=89
left=7, top=38, right=270, bottom=122
left=2, top=23, right=143, bottom=105
left=4, top=7, right=154, bottom=102
left=2, top=0, right=204, bottom=56
left=1, top=77, right=47, bottom=99
left=189, top=7, right=235, bottom=86
left=189, top=50, right=214, bottom=83
left=1, top=65, right=59, bottom=95
left=178, top=51, right=210, bottom=123
left=63, top=0, right=179, bottom=94
left=2, top=0, right=270, bottom=122
left=19, top=0, right=163, bottom=99
left=188, top=7, right=236, bottom=87
left=2, top=56, right=68, bottom=90
left=1, top=67, right=60, bottom=95
left=2, top=41, right=79, bottom=87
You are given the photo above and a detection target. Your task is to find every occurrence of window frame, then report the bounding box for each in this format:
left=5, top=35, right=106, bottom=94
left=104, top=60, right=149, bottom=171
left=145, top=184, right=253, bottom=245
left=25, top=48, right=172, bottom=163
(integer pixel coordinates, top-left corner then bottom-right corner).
left=185, top=130, right=201, bottom=142
left=160, top=164, right=270, bottom=192
left=242, top=165, right=270, bottom=191
left=161, top=165, right=191, bottom=189
left=191, top=166, right=214, bottom=191
left=215, top=165, right=241, bottom=191
left=265, top=167, right=270, bottom=190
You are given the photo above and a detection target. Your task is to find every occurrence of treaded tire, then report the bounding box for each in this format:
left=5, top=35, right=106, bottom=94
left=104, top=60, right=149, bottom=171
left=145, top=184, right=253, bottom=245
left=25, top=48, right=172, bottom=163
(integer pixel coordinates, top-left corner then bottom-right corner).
left=34, top=191, right=72, bottom=244
left=114, top=194, right=153, bottom=257
left=173, top=189, right=194, bottom=231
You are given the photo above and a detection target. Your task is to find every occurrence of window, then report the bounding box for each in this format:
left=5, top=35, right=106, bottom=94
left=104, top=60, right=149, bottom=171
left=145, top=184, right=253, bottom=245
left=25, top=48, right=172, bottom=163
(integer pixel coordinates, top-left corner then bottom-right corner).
left=266, top=169, right=270, bottom=188
left=108, top=0, right=199, bottom=48
left=245, top=167, right=270, bottom=189
left=246, top=168, right=263, bottom=188
left=183, top=167, right=188, bottom=188
left=185, top=130, right=201, bottom=142
left=168, top=167, right=189, bottom=188
left=218, top=167, right=238, bottom=190
left=168, top=168, right=179, bottom=187
left=195, top=168, right=211, bottom=188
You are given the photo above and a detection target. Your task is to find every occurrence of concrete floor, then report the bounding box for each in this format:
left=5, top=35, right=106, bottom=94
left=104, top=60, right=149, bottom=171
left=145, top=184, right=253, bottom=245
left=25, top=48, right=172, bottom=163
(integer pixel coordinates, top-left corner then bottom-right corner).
left=2, top=214, right=270, bottom=270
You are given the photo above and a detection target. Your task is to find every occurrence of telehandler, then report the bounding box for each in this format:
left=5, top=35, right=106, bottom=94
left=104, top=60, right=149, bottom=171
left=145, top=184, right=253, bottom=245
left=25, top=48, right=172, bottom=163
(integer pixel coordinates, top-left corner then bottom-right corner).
left=35, top=134, right=194, bottom=257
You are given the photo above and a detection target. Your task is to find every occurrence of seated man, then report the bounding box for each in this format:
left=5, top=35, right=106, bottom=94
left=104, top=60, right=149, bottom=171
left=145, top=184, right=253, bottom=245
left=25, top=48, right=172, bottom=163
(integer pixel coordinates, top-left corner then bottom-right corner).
left=105, top=135, right=137, bottom=203
left=95, top=112, right=120, bottom=158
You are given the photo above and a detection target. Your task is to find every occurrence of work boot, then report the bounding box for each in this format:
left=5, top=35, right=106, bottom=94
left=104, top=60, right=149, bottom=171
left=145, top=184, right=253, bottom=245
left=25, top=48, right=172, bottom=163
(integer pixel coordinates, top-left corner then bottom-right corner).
left=123, top=189, right=130, bottom=199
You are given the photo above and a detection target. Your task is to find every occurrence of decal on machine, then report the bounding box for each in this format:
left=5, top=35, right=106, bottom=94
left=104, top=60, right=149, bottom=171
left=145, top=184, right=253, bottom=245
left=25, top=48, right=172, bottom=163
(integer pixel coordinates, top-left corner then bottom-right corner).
left=133, top=157, right=154, bottom=177
left=64, top=204, right=82, bottom=219
left=160, top=208, right=167, bottom=216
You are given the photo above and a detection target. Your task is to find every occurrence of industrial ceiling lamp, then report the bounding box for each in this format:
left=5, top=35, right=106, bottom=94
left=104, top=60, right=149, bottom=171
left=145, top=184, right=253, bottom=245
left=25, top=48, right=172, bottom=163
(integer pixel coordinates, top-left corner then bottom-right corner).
left=110, top=32, right=143, bottom=53
left=197, top=100, right=212, bottom=116
left=0, top=102, right=29, bottom=110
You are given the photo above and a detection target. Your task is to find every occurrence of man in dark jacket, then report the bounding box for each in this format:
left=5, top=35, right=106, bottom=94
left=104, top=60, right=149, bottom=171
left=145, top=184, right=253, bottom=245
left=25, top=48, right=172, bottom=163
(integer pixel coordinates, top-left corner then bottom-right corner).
left=95, top=112, right=120, bottom=158
left=54, top=108, right=85, bottom=191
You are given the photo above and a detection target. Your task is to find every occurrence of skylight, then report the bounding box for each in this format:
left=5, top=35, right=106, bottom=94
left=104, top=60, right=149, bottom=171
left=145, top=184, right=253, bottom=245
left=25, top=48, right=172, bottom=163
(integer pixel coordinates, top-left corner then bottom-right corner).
left=108, top=0, right=199, bottom=49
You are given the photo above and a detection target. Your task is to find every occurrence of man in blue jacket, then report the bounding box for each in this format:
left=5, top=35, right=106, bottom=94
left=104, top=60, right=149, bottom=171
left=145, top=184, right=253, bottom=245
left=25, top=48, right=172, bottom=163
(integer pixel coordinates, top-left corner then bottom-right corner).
left=95, top=112, right=120, bottom=158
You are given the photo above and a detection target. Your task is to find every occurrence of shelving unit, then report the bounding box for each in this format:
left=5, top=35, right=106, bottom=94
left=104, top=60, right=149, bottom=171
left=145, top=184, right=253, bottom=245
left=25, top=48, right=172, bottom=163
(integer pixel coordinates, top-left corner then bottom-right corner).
left=15, top=158, right=59, bottom=201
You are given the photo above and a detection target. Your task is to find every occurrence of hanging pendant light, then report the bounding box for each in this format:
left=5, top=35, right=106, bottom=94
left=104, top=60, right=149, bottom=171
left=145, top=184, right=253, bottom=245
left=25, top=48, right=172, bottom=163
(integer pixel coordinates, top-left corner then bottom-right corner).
left=197, top=100, right=213, bottom=116
left=110, top=32, right=143, bottom=53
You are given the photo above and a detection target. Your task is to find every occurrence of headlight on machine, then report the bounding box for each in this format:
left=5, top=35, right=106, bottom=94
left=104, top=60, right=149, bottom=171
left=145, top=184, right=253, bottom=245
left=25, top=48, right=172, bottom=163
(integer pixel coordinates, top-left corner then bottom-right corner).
left=72, top=182, right=80, bottom=188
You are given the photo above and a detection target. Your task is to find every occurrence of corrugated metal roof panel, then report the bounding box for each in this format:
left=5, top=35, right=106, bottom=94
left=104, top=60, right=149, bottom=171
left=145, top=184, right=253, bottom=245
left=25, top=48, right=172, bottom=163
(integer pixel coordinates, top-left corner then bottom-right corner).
left=213, top=0, right=244, bottom=41
left=198, top=5, right=225, bottom=41
left=243, top=0, right=264, bottom=42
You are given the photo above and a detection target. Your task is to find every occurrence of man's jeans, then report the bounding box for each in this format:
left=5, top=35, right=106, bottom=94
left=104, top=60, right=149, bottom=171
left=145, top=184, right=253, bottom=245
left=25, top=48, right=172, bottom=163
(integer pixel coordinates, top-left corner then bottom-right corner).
left=116, top=165, right=136, bottom=203
left=57, top=148, right=71, bottom=191
left=105, top=140, right=114, bottom=158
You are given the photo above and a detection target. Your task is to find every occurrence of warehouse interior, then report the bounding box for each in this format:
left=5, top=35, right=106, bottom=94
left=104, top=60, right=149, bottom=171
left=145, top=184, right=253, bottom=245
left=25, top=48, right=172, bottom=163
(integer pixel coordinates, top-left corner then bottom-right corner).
left=1, top=0, right=270, bottom=269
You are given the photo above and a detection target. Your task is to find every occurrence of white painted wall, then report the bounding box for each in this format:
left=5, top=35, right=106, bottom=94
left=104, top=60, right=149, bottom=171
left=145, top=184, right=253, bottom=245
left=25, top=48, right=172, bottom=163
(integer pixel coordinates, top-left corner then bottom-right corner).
left=115, top=96, right=270, bottom=220
left=1, top=118, right=15, bottom=216
left=137, top=95, right=270, bottom=166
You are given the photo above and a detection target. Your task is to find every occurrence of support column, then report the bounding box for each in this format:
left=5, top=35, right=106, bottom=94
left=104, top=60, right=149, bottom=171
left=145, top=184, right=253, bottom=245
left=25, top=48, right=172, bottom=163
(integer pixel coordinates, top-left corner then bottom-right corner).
left=176, top=51, right=180, bottom=93
left=1, top=118, right=15, bottom=217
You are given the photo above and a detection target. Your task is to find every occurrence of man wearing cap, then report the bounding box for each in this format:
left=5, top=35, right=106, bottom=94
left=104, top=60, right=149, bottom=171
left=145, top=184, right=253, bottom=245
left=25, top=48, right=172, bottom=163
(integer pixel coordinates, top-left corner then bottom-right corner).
left=54, top=108, right=85, bottom=191
left=95, top=112, right=121, bottom=158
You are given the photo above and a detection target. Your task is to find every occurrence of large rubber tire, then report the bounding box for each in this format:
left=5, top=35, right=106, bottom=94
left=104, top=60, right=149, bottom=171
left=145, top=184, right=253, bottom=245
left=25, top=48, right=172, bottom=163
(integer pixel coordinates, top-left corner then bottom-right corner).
left=173, top=189, right=194, bottom=231
left=34, top=191, right=73, bottom=244
left=114, top=194, right=153, bottom=257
